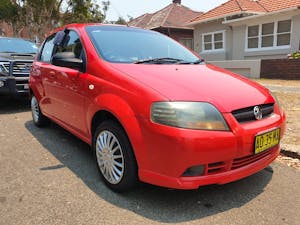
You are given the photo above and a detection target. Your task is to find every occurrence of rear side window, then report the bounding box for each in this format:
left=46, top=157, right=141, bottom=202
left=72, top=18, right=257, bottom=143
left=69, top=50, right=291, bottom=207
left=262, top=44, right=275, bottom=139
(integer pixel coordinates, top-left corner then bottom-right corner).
left=56, top=30, right=83, bottom=59
left=40, top=34, right=55, bottom=63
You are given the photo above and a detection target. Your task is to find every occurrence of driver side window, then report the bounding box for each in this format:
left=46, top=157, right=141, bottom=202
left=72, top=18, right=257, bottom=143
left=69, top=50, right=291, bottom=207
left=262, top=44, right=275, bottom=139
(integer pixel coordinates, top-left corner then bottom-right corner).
left=56, top=30, right=83, bottom=59
left=40, top=34, right=55, bottom=62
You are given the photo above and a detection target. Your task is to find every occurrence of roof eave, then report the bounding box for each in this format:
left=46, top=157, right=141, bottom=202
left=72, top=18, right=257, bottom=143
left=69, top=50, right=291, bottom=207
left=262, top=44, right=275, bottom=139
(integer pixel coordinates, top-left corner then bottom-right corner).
left=149, top=26, right=194, bottom=31
left=223, top=6, right=300, bottom=25
left=188, top=11, right=266, bottom=27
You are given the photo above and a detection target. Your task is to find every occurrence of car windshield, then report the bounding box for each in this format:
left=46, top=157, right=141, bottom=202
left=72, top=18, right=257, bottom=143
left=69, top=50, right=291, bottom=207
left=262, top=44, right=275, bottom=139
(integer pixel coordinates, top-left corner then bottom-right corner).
left=0, top=38, right=38, bottom=54
left=86, top=26, right=199, bottom=64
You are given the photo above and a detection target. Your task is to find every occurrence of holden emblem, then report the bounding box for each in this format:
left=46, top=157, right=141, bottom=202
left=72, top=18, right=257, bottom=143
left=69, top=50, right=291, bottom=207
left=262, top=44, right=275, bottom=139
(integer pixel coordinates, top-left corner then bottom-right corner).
left=89, top=84, right=94, bottom=90
left=253, top=106, right=263, bottom=120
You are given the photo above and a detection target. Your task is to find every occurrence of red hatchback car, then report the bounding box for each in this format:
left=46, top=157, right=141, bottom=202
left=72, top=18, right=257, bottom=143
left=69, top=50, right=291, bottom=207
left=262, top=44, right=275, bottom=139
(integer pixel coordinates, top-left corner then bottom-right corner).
left=29, top=24, right=285, bottom=192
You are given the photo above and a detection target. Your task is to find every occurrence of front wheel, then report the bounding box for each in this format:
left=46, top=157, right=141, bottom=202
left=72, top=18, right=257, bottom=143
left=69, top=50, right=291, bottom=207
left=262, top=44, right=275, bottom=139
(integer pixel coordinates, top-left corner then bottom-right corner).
left=93, top=120, right=138, bottom=192
left=31, top=95, right=48, bottom=127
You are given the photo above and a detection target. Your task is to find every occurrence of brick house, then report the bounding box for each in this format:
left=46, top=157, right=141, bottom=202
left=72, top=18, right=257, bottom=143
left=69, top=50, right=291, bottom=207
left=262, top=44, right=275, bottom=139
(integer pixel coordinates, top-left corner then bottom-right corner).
left=128, top=0, right=202, bottom=49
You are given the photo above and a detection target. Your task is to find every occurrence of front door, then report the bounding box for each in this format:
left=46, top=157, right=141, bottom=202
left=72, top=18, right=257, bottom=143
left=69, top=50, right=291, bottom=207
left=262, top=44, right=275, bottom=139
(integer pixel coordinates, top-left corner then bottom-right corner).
left=49, top=30, right=88, bottom=136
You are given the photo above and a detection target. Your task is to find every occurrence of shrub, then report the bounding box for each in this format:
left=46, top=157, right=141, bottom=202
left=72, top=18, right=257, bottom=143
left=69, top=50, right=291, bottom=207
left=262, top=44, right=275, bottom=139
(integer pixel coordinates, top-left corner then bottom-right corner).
left=288, top=51, right=300, bottom=59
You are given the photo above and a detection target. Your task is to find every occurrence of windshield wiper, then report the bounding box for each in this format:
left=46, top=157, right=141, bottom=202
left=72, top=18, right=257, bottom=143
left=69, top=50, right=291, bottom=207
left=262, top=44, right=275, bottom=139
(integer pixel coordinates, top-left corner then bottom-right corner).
left=192, top=59, right=205, bottom=64
left=134, top=57, right=189, bottom=64
left=134, top=57, right=205, bottom=65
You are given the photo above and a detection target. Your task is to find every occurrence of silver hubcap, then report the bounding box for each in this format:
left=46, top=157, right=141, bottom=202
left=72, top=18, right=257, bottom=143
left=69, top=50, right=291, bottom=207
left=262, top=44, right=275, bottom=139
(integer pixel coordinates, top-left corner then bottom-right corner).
left=31, top=96, right=39, bottom=122
left=96, top=130, right=124, bottom=184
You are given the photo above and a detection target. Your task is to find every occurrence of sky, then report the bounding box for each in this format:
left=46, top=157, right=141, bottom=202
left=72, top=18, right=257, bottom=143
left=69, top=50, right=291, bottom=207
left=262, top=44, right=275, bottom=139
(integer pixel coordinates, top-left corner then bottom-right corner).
left=103, top=0, right=228, bottom=21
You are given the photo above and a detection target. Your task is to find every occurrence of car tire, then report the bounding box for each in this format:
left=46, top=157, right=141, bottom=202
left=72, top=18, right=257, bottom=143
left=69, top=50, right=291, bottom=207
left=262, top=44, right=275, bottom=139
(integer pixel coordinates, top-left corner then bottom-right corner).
left=93, top=120, right=138, bottom=192
left=31, top=95, right=49, bottom=127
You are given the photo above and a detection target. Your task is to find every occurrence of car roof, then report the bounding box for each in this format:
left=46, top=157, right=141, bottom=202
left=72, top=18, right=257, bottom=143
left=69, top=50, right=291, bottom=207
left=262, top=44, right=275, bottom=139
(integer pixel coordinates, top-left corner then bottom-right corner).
left=53, top=23, right=150, bottom=33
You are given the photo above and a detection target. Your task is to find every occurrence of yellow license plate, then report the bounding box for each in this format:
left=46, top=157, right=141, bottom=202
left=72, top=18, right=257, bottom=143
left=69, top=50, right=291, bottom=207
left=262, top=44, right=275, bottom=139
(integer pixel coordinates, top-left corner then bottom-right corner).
left=254, top=128, right=280, bottom=154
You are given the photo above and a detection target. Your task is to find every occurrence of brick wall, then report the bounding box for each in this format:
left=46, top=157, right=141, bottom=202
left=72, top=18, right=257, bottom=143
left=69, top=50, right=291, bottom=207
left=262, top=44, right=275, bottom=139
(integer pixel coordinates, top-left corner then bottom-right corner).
left=154, top=27, right=193, bottom=41
left=261, top=59, right=300, bottom=80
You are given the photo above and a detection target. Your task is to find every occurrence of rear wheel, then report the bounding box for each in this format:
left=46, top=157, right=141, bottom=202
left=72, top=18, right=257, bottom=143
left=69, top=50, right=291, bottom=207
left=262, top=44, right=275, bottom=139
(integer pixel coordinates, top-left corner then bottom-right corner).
left=31, top=95, right=48, bottom=127
left=93, top=120, right=138, bottom=192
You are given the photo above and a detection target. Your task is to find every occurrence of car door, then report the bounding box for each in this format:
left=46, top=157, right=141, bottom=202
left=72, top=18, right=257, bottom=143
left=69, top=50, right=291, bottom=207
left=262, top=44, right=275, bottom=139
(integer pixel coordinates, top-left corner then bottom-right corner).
left=33, top=34, right=58, bottom=116
left=49, top=30, right=88, bottom=136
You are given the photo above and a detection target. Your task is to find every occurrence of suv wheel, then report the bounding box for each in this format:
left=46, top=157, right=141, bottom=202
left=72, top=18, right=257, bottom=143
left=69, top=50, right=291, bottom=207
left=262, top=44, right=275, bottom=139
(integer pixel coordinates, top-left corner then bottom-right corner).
left=31, top=95, right=48, bottom=127
left=93, top=120, right=138, bottom=192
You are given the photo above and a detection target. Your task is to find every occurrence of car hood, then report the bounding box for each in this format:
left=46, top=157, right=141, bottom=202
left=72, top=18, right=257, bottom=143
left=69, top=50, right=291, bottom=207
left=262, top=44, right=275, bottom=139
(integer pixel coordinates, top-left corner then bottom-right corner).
left=0, top=53, right=35, bottom=61
left=110, top=63, right=273, bottom=112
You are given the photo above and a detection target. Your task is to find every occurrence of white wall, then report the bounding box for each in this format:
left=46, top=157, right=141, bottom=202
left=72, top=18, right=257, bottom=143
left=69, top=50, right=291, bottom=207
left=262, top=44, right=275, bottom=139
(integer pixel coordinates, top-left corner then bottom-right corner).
left=229, top=9, right=300, bottom=60
left=193, top=9, right=300, bottom=61
left=193, top=20, right=233, bottom=61
left=208, top=60, right=261, bottom=78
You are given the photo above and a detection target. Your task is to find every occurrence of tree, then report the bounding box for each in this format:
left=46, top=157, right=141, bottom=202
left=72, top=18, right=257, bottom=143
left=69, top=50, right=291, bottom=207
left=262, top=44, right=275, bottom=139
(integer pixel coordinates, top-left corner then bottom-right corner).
left=114, top=17, right=127, bottom=25
left=0, top=0, right=110, bottom=40
left=23, top=0, right=62, bottom=40
left=102, top=1, right=110, bottom=19
left=61, top=0, right=110, bottom=24
left=112, top=15, right=133, bottom=25
left=0, top=0, right=22, bottom=36
left=127, top=15, right=134, bottom=22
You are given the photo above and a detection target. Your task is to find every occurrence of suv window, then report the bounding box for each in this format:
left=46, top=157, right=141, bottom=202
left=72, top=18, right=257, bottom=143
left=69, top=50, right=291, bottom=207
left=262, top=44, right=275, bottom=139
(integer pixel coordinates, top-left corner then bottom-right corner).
left=40, top=34, right=55, bottom=63
left=56, top=30, right=83, bottom=59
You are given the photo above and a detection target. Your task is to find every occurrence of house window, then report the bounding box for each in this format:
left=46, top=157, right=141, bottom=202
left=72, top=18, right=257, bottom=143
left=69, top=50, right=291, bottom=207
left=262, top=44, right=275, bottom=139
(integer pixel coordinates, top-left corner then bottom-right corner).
left=202, top=31, right=224, bottom=51
left=277, top=20, right=291, bottom=46
left=247, top=20, right=291, bottom=50
left=262, top=22, right=274, bottom=47
left=248, top=25, right=259, bottom=48
left=179, top=38, right=193, bottom=50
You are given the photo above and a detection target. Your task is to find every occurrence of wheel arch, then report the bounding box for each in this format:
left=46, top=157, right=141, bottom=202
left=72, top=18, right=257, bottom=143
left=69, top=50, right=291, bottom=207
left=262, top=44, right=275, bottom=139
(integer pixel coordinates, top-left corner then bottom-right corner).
left=88, top=94, right=146, bottom=169
left=91, top=110, right=122, bottom=138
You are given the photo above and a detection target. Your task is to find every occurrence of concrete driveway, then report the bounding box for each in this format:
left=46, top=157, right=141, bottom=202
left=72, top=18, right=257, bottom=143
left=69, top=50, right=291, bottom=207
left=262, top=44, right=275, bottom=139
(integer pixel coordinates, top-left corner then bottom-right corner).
left=1, top=98, right=300, bottom=225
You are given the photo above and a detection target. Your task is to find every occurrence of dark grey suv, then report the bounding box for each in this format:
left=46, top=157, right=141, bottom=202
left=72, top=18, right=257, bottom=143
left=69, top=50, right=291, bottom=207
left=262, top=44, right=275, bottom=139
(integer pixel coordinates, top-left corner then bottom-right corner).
left=0, top=37, right=38, bottom=96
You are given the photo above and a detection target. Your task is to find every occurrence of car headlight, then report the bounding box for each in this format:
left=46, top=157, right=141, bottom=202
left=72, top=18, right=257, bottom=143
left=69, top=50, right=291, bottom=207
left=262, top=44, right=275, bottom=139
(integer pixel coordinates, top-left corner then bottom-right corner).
left=0, top=62, right=9, bottom=76
left=151, top=102, right=229, bottom=131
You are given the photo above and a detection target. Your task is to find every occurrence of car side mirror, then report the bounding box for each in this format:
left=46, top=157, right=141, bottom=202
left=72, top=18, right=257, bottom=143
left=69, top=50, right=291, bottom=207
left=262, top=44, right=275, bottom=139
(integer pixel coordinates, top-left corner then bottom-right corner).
left=52, top=52, right=83, bottom=71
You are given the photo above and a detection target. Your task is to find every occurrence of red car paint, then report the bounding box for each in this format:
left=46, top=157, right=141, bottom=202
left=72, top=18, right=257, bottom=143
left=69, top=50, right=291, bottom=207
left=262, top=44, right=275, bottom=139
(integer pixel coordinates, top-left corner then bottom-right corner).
left=30, top=24, right=285, bottom=189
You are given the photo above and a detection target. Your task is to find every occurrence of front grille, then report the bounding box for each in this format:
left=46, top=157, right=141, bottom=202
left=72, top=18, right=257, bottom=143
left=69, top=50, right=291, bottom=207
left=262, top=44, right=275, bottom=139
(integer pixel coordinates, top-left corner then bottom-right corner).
left=207, top=161, right=227, bottom=175
left=1, top=60, right=32, bottom=93
left=12, top=61, right=32, bottom=77
left=183, top=147, right=277, bottom=178
left=231, top=148, right=274, bottom=170
left=0, top=62, right=10, bottom=73
left=232, top=104, right=274, bottom=123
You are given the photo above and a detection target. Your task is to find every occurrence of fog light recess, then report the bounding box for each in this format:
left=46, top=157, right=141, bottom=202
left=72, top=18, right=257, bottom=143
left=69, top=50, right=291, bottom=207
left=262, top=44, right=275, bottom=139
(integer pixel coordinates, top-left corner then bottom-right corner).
left=0, top=81, right=4, bottom=88
left=182, top=165, right=205, bottom=177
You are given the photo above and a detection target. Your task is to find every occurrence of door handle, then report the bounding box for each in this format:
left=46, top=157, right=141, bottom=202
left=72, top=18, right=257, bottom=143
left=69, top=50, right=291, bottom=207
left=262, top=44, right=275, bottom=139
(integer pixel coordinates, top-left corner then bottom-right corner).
left=49, top=71, right=56, bottom=78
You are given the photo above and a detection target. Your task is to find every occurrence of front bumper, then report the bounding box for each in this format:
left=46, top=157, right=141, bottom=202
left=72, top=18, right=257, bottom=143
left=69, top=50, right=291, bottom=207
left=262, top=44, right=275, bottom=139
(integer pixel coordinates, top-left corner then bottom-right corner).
left=0, top=76, right=29, bottom=96
left=140, top=146, right=279, bottom=189
left=135, top=110, right=285, bottom=189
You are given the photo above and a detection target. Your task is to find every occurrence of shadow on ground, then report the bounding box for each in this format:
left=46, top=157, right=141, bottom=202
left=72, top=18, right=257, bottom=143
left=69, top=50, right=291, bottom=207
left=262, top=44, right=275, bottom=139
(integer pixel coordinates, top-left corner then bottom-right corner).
left=25, top=120, right=273, bottom=223
left=0, top=96, right=30, bottom=114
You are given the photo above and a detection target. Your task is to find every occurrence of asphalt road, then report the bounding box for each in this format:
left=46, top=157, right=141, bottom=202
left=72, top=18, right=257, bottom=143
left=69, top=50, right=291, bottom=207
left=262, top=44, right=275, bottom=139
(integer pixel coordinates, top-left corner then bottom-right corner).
left=1, top=97, right=300, bottom=225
